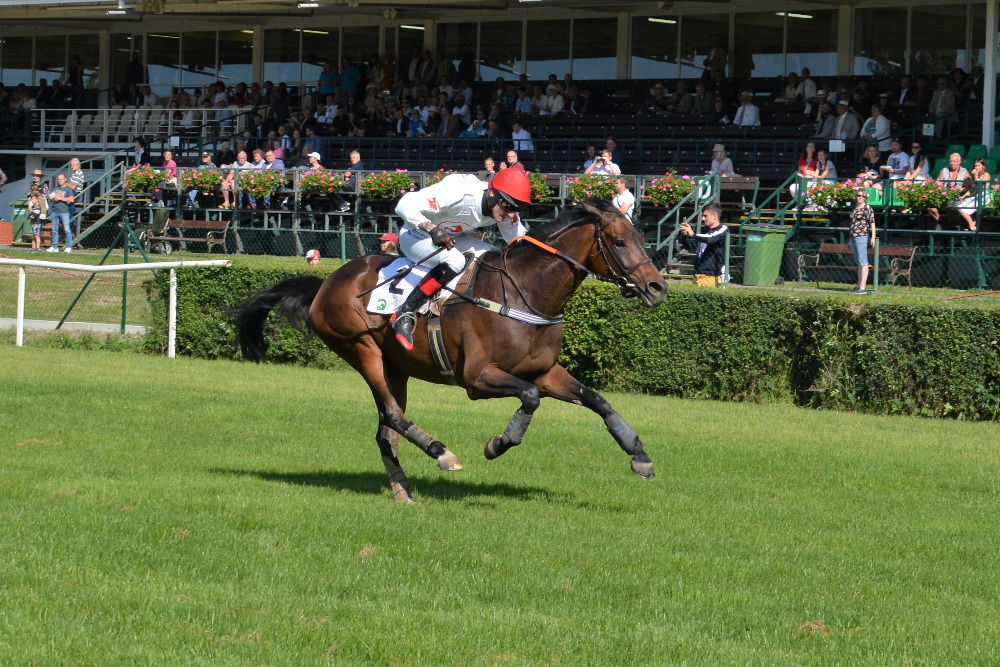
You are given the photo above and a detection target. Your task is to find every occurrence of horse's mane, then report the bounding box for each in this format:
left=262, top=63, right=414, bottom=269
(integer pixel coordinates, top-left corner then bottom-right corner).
left=525, top=199, right=616, bottom=241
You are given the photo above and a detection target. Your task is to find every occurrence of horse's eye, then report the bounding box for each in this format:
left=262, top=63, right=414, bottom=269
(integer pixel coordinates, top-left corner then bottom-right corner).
left=614, top=239, right=626, bottom=248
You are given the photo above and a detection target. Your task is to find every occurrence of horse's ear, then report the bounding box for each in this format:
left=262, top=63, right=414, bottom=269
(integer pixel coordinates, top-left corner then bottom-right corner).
left=579, top=201, right=604, bottom=218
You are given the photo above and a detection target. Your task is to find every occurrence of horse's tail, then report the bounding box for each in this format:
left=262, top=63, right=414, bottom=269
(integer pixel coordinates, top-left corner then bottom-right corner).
left=236, top=275, right=324, bottom=362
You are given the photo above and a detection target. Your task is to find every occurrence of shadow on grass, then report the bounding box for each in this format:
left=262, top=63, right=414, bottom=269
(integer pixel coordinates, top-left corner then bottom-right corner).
left=212, top=468, right=557, bottom=502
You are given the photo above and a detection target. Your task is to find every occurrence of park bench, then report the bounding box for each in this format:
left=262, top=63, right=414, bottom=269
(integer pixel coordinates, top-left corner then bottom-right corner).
left=797, top=243, right=916, bottom=289
left=142, top=218, right=231, bottom=255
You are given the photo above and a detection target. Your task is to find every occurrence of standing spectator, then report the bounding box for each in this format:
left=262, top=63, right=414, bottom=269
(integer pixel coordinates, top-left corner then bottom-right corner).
left=30, top=168, right=49, bottom=198
left=732, top=91, right=760, bottom=127
left=500, top=150, right=525, bottom=173
left=708, top=144, right=736, bottom=177
left=67, top=158, right=86, bottom=205
left=703, top=34, right=728, bottom=79
left=150, top=150, right=177, bottom=207
left=510, top=121, right=534, bottom=154
left=612, top=175, right=635, bottom=221
left=27, top=184, right=43, bottom=252
left=860, top=104, right=891, bottom=151
left=848, top=189, right=876, bottom=295
left=317, top=61, right=339, bottom=105
left=378, top=232, right=399, bottom=256
left=930, top=76, right=956, bottom=138
left=47, top=173, right=75, bottom=253
left=340, top=57, right=360, bottom=103
left=679, top=202, right=728, bottom=286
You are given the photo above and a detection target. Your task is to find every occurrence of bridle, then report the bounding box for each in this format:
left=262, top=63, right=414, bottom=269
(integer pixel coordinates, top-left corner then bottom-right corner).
left=483, top=205, right=656, bottom=317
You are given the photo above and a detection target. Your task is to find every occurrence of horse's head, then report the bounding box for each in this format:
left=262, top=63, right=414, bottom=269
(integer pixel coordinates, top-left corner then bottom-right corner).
left=578, top=201, right=666, bottom=307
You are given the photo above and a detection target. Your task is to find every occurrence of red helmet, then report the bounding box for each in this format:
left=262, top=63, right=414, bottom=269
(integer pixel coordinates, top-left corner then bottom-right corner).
left=490, top=168, right=531, bottom=209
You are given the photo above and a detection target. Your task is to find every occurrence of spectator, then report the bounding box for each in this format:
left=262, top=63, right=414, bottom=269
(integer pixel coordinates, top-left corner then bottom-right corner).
left=930, top=75, right=956, bottom=138
left=710, top=96, right=731, bottom=126
left=928, top=153, right=970, bottom=227
left=690, top=82, right=715, bottom=119
left=814, top=149, right=837, bottom=182
left=666, top=80, right=694, bottom=115
left=833, top=99, right=860, bottom=140
left=703, top=35, right=727, bottom=79
left=306, top=248, right=321, bottom=266
left=788, top=142, right=817, bottom=198
left=953, top=157, right=990, bottom=231
left=584, top=149, right=621, bottom=176
left=612, top=175, right=635, bottom=221
left=500, top=150, right=525, bottom=173
left=142, top=85, right=159, bottom=107
left=606, top=137, right=624, bottom=167
left=860, top=104, right=891, bottom=151
left=679, top=202, right=728, bottom=287
left=27, top=184, right=43, bottom=252
left=480, top=156, right=496, bottom=181
left=848, top=188, right=876, bottom=295
left=46, top=173, right=75, bottom=253
left=378, top=232, right=399, bottom=256
left=811, top=100, right=836, bottom=139
left=318, top=61, right=340, bottom=104
left=186, top=151, right=217, bottom=207
left=451, top=94, right=472, bottom=125
left=340, top=57, right=360, bottom=103
left=220, top=150, right=248, bottom=209
left=578, top=144, right=599, bottom=172
left=406, top=108, right=427, bottom=137
left=776, top=72, right=801, bottom=103
left=438, top=106, right=463, bottom=138
left=903, top=141, right=929, bottom=181
left=884, top=138, right=910, bottom=181
left=709, top=144, right=736, bottom=177
left=732, top=91, right=760, bottom=127
left=857, top=144, right=888, bottom=190
left=798, top=67, right=818, bottom=112
left=67, top=158, right=86, bottom=205
left=510, top=121, right=534, bottom=153
left=132, top=137, right=146, bottom=166
left=150, top=149, right=177, bottom=207
left=530, top=84, right=549, bottom=115
left=514, top=87, right=532, bottom=114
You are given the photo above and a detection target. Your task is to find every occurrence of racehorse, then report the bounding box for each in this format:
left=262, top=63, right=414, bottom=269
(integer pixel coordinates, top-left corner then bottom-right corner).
left=236, top=200, right=666, bottom=503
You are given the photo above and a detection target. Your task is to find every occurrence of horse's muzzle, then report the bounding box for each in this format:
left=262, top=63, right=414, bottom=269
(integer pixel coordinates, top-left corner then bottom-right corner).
left=632, top=279, right=666, bottom=307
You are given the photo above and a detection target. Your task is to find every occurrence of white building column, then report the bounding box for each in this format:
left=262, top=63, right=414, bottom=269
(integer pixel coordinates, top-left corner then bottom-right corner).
left=984, top=0, right=997, bottom=149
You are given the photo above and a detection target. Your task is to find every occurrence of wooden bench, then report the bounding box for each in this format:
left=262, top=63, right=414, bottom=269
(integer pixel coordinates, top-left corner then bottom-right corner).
left=142, top=218, right=231, bottom=255
left=798, top=243, right=917, bottom=289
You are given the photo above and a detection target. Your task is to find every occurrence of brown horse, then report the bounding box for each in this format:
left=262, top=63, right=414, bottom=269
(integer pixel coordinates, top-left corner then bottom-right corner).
left=237, top=200, right=666, bottom=502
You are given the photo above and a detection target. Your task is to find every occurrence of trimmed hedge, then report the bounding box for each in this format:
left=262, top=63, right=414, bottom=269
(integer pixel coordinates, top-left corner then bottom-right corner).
left=149, top=266, right=1000, bottom=421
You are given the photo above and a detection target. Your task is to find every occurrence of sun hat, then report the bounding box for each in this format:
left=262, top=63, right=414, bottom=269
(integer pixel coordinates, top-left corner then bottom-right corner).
left=31, top=168, right=44, bottom=177
left=837, top=99, right=850, bottom=107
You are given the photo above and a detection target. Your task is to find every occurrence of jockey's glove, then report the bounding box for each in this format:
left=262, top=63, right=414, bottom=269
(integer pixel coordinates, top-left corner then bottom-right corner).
left=429, top=226, right=455, bottom=249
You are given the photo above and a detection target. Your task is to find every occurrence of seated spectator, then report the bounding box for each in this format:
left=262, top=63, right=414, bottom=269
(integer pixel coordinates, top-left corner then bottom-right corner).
left=857, top=144, right=889, bottom=192
left=641, top=83, right=671, bottom=115
left=709, top=144, right=737, bottom=177
left=811, top=99, right=835, bottom=139
left=814, top=149, right=837, bottom=182
left=732, top=91, right=760, bottom=127
left=480, top=156, right=496, bottom=181
left=884, top=138, right=910, bottom=180
left=775, top=72, right=801, bottom=103
left=666, top=80, right=693, bottom=115
left=691, top=83, right=715, bottom=119
left=929, top=152, right=973, bottom=227
left=613, top=175, right=635, bottom=221
left=514, top=87, right=532, bottom=114
left=578, top=144, right=598, bottom=173
left=832, top=99, right=860, bottom=140
left=903, top=142, right=930, bottom=181
left=711, top=97, right=731, bottom=126
left=860, top=104, right=892, bottom=151
left=460, top=108, right=487, bottom=137
left=789, top=142, right=818, bottom=197
left=500, top=150, right=525, bottom=173
left=953, top=157, right=989, bottom=231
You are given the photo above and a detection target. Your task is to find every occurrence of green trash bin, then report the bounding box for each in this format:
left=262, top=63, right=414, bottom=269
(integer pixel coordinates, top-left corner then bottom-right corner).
left=743, top=224, right=788, bottom=286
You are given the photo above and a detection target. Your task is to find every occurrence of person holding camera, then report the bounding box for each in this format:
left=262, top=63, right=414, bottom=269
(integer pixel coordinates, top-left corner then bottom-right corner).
left=584, top=149, right=621, bottom=176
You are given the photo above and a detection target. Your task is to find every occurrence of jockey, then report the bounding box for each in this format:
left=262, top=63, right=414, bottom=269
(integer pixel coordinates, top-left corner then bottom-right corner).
left=391, top=167, right=532, bottom=350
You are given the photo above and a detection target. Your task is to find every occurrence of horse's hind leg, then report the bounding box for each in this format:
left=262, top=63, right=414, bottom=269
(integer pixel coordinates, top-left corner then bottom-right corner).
left=533, top=363, right=654, bottom=479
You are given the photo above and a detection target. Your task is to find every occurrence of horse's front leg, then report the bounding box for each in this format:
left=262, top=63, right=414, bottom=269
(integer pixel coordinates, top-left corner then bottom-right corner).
left=533, top=363, right=654, bottom=479
left=466, top=366, right=541, bottom=461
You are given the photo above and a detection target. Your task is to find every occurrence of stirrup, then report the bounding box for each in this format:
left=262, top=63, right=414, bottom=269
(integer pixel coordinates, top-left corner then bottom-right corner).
left=391, top=311, right=416, bottom=351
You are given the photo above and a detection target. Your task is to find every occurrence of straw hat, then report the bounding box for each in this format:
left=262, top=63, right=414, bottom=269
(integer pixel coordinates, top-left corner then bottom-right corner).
left=31, top=168, right=44, bottom=177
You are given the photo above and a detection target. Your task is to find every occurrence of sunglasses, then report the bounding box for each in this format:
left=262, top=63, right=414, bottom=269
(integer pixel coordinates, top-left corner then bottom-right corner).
left=498, top=198, right=523, bottom=213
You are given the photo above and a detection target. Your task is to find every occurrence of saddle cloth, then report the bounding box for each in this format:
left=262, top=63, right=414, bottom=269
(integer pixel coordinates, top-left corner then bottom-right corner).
left=365, top=234, right=494, bottom=316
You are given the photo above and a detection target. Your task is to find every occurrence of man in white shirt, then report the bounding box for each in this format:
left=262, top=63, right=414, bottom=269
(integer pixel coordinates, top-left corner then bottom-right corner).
left=437, top=75, right=454, bottom=102
left=885, top=138, right=910, bottom=180
left=797, top=67, right=818, bottom=114
left=732, top=92, right=760, bottom=127
left=510, top=121, right=534, bottom=153
left=612, top=176, right=635, bottom=221
left=584, top=150, right=621, bottom=176
left=451, top=94, right=472, bottom=125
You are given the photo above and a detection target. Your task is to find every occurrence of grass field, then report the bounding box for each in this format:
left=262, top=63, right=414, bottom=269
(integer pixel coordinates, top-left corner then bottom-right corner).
left=2, top=346, right=1000, bottom=664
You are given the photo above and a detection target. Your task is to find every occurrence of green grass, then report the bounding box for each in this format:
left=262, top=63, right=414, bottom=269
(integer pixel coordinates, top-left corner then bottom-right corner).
left=2, top=347, right=1000, bottom=664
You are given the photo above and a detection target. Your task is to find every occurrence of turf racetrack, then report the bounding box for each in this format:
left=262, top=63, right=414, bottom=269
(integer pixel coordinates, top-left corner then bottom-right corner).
left=2, top=347, right=999, bottom=664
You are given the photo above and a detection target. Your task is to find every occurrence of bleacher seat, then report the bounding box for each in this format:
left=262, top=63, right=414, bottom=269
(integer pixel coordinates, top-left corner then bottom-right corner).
left=944, top=143, right=965, bottom=158
left=866, top=187, right=884, bottom=207
left=966, top=144, right=988, bottom=160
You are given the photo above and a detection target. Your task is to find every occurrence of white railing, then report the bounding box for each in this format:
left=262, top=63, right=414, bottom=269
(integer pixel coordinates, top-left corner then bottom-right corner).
left=0, top=258, right=229, bottom=356
left=32, top=106, right=257, bottom=151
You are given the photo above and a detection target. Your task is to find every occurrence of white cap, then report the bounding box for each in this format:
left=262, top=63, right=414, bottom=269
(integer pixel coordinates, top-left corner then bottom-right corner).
left=307, top=152, right=321, bottom=159
left=305, top=249, right=320, bottom=259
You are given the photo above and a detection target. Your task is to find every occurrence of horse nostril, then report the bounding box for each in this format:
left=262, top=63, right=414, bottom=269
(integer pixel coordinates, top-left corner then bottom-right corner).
left=648, top=280, right=666, bottom=296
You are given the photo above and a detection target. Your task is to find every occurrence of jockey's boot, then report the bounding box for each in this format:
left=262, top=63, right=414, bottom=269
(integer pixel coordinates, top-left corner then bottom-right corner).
left=392, top=263, right=460, bottom=351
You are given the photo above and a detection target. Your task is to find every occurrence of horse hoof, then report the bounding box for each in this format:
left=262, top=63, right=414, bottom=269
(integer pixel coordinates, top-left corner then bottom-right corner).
left=390, top=484, right=417, bottom=504
left=437, top=450, right=464, bottom=471
left=631, top=457, right=655, bottom=479
left=484, top=436, right=503, bottom=460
